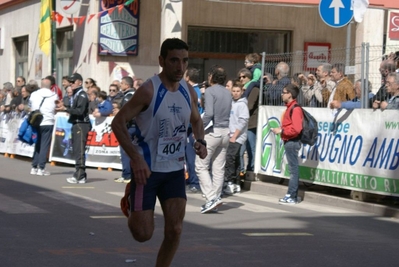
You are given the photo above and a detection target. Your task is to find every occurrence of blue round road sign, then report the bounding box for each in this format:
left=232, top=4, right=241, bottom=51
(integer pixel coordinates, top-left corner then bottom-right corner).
left=319, top=0, right=353, bottom=28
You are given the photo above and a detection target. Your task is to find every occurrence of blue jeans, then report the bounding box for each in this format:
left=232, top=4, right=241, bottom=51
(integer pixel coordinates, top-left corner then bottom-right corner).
left=284, top=140, right=301, bottom=199
left=245, top=128, right=256, bottom=171
left=120, top=126, right=136, bottom=179
left=185, top=131, right=200, bottom=188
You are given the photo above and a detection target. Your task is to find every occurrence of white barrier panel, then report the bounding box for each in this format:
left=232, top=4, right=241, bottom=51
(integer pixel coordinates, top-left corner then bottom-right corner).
left=0, top=113, right=35, bottom=157
left=49, top=113, right=122, bottom=170
left=257, top=106, right=399, bottom=196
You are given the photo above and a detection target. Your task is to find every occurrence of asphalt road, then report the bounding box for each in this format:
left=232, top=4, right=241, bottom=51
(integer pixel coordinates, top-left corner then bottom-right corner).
left=1, top=156, right=398, bottom=267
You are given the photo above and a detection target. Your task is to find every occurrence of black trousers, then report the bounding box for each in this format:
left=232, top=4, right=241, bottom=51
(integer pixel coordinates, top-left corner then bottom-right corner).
left=224, top=141, right=242, bottom=183
left=72, top=123, right=90, bottom=180
left=32, top=125, right=54, bottom=170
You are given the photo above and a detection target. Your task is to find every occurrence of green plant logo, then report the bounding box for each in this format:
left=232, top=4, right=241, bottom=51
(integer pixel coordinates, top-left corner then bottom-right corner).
left=261, top=118, right=285, bottom=173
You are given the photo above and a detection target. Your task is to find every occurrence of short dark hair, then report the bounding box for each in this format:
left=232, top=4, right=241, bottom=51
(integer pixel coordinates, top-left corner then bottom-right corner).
left=160, top=38, right=189, bottom=59
left=109, top=84, right=119, bottom=91
left=285, top=83, right=299, bottom=99
left=93, top=86, right=101, bottom=93
left=209, top=65, right=227, bottom=85
left=332, top=63, right=345, bottom=74
left=122, top=76, right=134, bottom=88
left=232, top=82, right=243, bottom=90
left=99, top=91, right=107, bottom=101
left=25, top=83, right=38, bottom=94
left=45, top=75, right=56, bottom=85
left=91, top=90, right=99, bottom=97
left=112, top=101, right=121, bottom=109
left=17, top=76, right=26, bottom=84
left=185, top=67, right=200, bottom=83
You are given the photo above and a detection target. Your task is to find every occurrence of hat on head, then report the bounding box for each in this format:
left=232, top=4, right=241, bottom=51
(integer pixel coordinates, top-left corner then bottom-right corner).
left=68, top=73, right=83, bottom=82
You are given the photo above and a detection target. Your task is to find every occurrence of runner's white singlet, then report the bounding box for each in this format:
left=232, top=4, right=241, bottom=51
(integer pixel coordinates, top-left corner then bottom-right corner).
left=133, top=75, right=191, bottom=172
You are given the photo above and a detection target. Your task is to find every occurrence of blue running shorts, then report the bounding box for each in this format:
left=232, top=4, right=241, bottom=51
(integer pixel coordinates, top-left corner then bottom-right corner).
left=129, top=169, right=187, bottom=211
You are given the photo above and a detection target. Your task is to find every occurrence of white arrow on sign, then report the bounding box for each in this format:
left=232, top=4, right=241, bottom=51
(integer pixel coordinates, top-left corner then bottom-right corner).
left=329, top=0, right=345, bottom=24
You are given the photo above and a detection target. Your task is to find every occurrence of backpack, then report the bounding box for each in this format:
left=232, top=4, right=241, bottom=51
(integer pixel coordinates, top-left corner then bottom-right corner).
left=289, top=104, right=318, bottom=146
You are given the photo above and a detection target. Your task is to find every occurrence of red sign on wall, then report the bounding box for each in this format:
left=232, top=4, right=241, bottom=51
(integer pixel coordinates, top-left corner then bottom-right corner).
left=388, top=12, right=399, bottom=40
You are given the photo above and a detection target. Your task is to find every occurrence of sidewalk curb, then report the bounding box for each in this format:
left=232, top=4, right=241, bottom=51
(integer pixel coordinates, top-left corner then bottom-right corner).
left=245, top=180, right=399, bottom=219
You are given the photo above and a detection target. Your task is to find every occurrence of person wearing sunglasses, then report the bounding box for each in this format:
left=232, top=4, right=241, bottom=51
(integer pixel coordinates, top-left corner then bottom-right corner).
left=107, top=83, right=123, bottom=106
left=55, top=73, right=90, bottom=184
left=271, top=84, right=304, bottom=205
left=237, top=68, right=259, bottom=179
left=16, top=76, right=26, bottom=88
left=84, top=78, right=97, bottom=93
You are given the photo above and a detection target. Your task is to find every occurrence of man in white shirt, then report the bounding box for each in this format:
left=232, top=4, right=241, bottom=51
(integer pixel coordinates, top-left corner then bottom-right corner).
left=29, top=77, right=58, bottom=176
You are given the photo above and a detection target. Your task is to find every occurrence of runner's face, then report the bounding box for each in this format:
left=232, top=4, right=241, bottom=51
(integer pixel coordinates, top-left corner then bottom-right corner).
left=160, top=49, right=188, bottom=82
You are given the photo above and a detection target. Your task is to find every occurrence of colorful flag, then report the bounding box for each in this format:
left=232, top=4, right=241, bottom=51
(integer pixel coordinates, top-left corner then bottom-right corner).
left=39, top=0, right=52, bottom=56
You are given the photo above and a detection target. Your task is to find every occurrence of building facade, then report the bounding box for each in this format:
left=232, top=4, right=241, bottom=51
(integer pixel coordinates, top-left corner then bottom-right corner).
left=0, top=0, right=397, bottom=89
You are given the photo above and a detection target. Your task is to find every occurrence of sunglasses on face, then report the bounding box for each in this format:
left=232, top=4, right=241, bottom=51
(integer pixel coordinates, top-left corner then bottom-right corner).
left=109, top=89, right=117, bottom=92
left=239, top=76, right=246, bottom=79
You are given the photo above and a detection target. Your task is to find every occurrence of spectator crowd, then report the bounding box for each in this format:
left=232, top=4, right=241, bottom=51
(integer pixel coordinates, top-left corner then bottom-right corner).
left=1, top=49, right=399, bottom=208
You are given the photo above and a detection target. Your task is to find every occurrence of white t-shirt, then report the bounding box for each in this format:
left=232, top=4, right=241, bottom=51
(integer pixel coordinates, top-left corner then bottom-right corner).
left=29, top=88, right=59, bottom=126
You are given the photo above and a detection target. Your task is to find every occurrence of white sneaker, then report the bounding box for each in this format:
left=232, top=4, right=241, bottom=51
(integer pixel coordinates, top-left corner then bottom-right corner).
left=224, top=182, right=235, bottom=195
left=37, top=169, right=50, bottom=176
left=30, top=168, right=38, bottom=175
left=66, top=177, right=87, bottom=184
left=114, top=177, right=131, bottom=183
left=234, top=184, right=241, bottom=194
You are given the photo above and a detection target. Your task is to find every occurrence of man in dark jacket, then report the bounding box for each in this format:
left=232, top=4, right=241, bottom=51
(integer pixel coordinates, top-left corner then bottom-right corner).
left=114, top=76, right=136, bottom=183
left=264, top=61, right=291, bottom=106
left=56, top=73, right=91, bottom=184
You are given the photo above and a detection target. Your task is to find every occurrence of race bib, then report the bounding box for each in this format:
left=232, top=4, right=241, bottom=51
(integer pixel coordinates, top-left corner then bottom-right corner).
left=157, top=135, right=185, bottom=161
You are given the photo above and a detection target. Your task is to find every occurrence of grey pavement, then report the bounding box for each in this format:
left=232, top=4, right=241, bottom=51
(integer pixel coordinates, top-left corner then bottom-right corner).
left=245, top=175, right=399, bottom=219
left=1, top=155, right=399, bottom=267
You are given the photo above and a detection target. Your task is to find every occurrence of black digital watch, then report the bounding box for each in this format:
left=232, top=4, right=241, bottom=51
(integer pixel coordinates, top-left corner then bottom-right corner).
left=195, top=139, right=207, bottom=147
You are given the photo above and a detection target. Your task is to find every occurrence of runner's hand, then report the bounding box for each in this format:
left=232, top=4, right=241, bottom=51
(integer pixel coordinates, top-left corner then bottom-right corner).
left=120, top=183, right=130, bottom=218
left=130, top=157, right=151, bottom=185
left=194, top=142, right=207, bottom=159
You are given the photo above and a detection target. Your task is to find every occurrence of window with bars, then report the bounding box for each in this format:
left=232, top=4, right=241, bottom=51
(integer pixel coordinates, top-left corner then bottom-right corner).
left=56, top=27, right=74, bottom=85
left=14, top=36, right=29, bottom=81
left=187, top=26, right=292, bottom=57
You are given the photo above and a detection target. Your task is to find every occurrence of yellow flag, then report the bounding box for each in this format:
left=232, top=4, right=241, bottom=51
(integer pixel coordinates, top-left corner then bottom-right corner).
left=39, top=0, right=52, bottom=56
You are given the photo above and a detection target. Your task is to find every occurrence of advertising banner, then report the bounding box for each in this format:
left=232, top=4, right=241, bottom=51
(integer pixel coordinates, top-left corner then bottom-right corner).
left=257, top=106, right=399, bottom=196
left=50, top=113, right=122, bottom=169
left=388, top=11, right=399, bottom=40
left=0, top=114, right=35, bottom=157
left=98, top=0, right=140, bottom=56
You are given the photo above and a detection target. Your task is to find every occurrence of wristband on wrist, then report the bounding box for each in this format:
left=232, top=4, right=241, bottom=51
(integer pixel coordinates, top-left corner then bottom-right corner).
left=196, top=139, right=207, bottom=147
